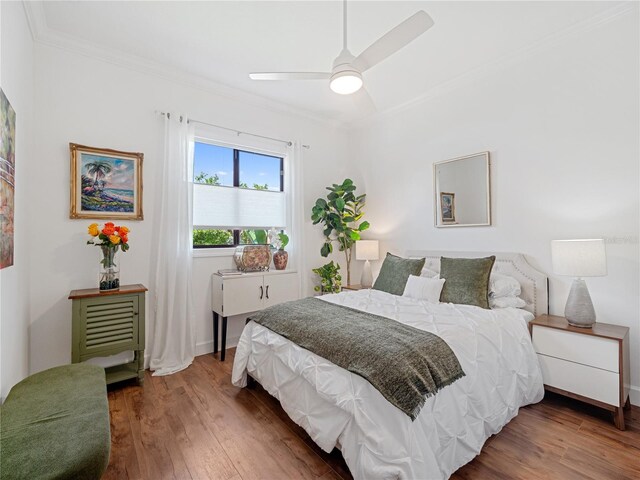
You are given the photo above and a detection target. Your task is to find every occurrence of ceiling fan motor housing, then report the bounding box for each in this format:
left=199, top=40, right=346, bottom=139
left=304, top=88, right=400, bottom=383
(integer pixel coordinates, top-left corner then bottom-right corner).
left=330, top=49, right=363, bottom=94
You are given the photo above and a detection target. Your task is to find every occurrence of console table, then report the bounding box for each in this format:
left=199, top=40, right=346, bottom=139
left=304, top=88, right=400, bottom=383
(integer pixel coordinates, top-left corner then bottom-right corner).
left=211, top=270, right=299, bottom=361
left=69, top=284, right=147, bottom=385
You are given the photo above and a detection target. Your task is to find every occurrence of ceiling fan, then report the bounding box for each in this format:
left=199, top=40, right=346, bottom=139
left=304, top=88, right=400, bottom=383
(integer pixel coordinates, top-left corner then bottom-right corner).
left=249, top=0, right=434, bottom=105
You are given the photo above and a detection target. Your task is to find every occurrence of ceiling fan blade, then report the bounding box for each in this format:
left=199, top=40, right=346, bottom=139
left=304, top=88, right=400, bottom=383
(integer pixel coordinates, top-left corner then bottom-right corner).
left=249, top=72, right=331, bottom=80
left=353, top=11, right=434, bottom=73
left=352, top=86, right=377, bottom=115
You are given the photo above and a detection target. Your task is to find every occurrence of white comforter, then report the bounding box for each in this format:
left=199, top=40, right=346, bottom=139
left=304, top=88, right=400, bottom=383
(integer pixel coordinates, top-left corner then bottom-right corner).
left=232, top=290, right=544, bottom=480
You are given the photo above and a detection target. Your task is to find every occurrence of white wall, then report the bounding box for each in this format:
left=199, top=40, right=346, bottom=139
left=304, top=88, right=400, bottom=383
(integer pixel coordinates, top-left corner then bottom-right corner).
left=0, top=2, right=34, bottom=400
left=28, top=43, right=351, bottom=373
left=350, top=9, right=640, bottom=403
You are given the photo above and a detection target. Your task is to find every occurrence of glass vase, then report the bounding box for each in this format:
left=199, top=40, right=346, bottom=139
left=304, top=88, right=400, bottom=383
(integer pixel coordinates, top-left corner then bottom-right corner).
left=99, top=245, right=120, bottom=291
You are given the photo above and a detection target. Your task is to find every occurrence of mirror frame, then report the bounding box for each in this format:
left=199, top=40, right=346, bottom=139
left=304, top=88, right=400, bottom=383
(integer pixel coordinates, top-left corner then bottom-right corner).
left=433, top=151, right=491, bottom=228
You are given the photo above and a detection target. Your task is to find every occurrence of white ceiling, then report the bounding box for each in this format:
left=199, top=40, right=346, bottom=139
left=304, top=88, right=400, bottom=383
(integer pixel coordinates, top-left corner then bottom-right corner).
left=33, top=1, right=621, bottom=123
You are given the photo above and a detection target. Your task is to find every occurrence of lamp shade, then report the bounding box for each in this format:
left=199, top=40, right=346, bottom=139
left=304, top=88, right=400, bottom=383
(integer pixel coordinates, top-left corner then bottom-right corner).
left=551, top=239, right=607, bottom=277
left=356, top=240, right=379, bottom=261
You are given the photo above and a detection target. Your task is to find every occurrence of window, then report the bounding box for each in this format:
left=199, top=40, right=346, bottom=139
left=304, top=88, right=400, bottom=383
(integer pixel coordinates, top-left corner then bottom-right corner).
left=192, top=141, right=284, bottom=248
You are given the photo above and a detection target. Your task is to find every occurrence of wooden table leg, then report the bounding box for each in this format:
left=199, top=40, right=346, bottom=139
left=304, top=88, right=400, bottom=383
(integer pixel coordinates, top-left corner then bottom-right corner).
left=613, top=406, right=626, bottom=430
left=213, top=311, right=219, bottom=356
left=136, top=350, right=145, bottom=386
left=221, top=316, right=228, bottom=361
left=624, top=396, right=631, bottom=411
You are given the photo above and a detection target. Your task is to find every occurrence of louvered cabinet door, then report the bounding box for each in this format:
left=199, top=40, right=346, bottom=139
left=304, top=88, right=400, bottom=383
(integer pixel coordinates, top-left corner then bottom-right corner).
left=78, top=294, right=140, bottom=359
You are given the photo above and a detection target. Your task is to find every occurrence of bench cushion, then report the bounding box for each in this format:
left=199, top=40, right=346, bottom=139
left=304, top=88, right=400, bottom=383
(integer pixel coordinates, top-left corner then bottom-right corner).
left=1, top=364, right=110, bottom=480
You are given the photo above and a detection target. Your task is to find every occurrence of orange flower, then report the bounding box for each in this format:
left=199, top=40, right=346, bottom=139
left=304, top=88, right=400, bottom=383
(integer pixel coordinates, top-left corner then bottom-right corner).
left=121, top=235, right=128, bottom=244
left=109, top=235, right=121, bottom=245
left=102, top=222, right=116, bottom=236
left=119, top=226, right=130, bottom=235
left=87, top=223, right=99, bottom=237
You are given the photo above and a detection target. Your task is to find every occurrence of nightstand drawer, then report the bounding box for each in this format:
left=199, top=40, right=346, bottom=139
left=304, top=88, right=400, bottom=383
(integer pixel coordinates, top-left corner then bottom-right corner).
left=537, top=354, right=619, bottom=406
left=532, top=326, right=619, bottom=373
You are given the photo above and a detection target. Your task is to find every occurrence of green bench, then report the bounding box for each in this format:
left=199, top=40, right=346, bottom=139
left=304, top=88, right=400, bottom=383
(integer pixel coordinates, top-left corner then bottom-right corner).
left=0, top=364, right=111, bottom=479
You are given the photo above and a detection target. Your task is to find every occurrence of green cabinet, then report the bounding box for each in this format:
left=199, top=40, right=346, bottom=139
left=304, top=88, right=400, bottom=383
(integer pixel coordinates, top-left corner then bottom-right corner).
left=69, top=284, right=147, bottom=385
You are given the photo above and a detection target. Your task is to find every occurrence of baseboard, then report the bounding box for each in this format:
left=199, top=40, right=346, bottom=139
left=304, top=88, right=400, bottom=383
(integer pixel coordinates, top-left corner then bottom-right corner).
left=143, top=336, right=241, bottom=370
left=195, top=337, right=240, bottom=357
left=630, top=385, right=640, bottom=406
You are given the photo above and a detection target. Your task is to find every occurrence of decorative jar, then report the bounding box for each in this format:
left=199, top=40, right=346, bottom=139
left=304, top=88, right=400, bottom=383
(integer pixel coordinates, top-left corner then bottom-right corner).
left=234, top=245, right=271, bottom=272
left=273, top=249, right=288, bottom=270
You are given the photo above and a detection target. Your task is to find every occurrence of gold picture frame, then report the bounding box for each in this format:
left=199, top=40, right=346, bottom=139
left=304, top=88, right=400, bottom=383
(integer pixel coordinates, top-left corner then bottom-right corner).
left=70, top=143, right=143, bottom=220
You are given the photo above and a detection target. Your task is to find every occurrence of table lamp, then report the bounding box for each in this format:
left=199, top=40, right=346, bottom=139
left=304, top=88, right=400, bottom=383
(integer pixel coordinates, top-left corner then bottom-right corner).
left=551, top=239, right=607, bottom=327
left=356, top=240, right=379, bottom=288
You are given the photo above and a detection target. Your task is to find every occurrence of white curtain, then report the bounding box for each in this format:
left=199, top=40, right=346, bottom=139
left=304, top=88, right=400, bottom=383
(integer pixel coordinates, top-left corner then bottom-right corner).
left=149, top=113, right=196, bottom=376
left=285, top=142, right=304, bottom=282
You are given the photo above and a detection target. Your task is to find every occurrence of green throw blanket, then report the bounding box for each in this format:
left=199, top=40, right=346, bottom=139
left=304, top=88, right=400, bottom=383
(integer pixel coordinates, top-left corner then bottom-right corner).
left=249, top=297, right=465, bottom=420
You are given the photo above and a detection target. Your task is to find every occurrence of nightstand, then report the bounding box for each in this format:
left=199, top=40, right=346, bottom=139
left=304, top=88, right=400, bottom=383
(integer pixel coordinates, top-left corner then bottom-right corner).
left=529, top=314, right=631, bottom=429
left=342, top=284, right=368, bottom=291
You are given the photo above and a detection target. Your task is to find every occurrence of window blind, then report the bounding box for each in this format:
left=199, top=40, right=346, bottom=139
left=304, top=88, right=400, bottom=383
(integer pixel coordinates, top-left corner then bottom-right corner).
left=193, top=183, right=286, bottom=229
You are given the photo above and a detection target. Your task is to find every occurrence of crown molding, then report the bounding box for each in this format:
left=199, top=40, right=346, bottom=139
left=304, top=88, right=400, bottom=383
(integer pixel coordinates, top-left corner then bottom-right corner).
left=345, top=1, right=637, bottom=130
left=22, top=1, right=636, bottom=132
left=21, top=1, right=342, bottom=129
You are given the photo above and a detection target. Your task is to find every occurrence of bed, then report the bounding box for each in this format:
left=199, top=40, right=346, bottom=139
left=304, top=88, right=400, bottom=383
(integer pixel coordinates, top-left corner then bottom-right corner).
left=232, top=251, right=548, bottom=480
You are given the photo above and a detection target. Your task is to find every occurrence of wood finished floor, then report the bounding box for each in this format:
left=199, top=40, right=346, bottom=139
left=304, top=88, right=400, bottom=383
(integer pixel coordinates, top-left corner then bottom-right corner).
left=105, top=349, right=640, bottom=480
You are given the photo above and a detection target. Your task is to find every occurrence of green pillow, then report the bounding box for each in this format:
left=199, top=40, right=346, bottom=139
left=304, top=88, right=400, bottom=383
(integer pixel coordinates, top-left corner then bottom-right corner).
left=373, top=253, right=426, bottom=296
left=439, top=256, right=496, bottom=309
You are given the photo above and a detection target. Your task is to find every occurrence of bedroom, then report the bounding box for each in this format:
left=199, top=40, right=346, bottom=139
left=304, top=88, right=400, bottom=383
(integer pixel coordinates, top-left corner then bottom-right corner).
left=0, top=0, right=638, bottom=479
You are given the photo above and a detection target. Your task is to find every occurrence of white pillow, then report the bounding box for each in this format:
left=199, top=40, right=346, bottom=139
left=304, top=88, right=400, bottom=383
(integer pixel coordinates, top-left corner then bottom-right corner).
left=420, top=267, right=439, bottom=278
left=402, top=275, right=445, bottom=303
left=489, top=273, right=521, bottom=298
left=489, top=296, right=527, bottom=309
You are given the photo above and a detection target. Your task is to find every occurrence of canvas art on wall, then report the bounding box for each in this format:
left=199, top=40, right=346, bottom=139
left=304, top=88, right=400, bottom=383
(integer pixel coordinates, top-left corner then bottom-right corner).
left=0, top=89, right=16, bottom=269
left=440, top=192, right=456, bottom=223
left=70, top=143, right=143, bottom=220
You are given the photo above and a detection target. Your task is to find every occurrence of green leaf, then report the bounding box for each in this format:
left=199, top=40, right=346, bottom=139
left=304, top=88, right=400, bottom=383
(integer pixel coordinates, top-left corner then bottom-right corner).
left=320, top=242, right=332, bottom=257
left=335, top=198, right=345, bottom=211
left=327, top=192, right=338, bottom=201
left=323, top=227, right=333, bottom=237
left=343, top=178, right=353, bottom=186
left=349, top=230, right=361, bottom=240
left=315, top=198, right=327, bottom=208
left=358, top=221, right=370, bottom=231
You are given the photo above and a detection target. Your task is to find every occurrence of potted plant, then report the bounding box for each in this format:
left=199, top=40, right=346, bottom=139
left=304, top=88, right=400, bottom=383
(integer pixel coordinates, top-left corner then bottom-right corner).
left=313, top=261, right=342, bottom=294
left=272, top=232, right=289, bottom=270
left=311, top=178, right=369, bottom=286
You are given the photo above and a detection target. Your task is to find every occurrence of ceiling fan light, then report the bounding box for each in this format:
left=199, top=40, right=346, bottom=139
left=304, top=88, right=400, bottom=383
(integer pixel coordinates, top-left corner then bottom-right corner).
left=330, top=71, right=363, bottom=95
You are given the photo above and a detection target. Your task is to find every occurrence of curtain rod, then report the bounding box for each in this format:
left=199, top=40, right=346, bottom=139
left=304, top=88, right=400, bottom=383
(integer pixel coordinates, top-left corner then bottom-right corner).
left=158, top=111, right=310, bottom=149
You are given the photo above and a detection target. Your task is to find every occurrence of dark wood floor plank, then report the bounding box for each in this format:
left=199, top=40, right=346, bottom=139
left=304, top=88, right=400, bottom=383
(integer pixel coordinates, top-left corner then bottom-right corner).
left=104, top=389, right=142, bottom=480
left=153, top=374, right=242, bottom=480
left=123, top=371, right=191, bottom=479
left=105, top=351, right=640, bottom=480
left=180, top=358, right=332, bottom=480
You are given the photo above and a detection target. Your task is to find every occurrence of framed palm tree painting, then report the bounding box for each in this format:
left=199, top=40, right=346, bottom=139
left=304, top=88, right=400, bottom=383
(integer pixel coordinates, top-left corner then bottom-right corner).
left=70, top=143, right=143, bottom=220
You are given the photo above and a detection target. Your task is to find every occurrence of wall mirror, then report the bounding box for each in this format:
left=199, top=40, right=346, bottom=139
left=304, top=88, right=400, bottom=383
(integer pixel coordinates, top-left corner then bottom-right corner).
left=433, top=152, right=491, bottom=227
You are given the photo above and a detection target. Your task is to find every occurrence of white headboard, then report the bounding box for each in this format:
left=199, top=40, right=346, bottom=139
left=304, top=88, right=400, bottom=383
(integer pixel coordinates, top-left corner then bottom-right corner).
left=406, top=251, right=549, bottom=317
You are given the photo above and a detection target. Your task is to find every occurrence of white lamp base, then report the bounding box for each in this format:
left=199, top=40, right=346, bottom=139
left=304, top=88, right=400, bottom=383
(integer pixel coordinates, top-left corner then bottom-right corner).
left=565, top=278, right=596, bottom=328
left=361, top=260, right=373, bottom=288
